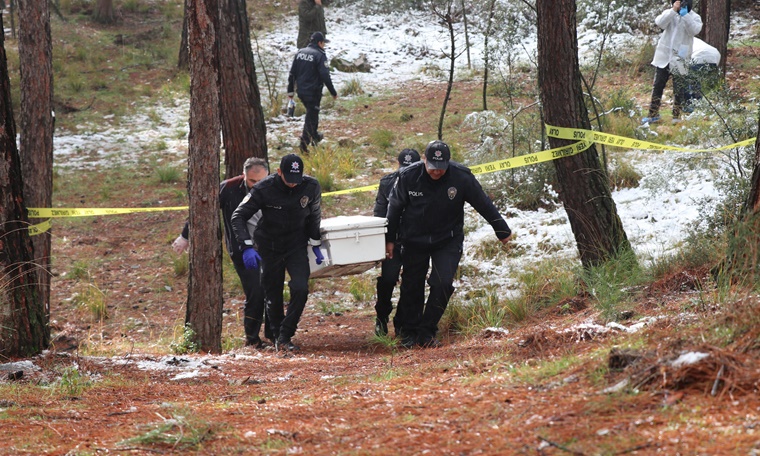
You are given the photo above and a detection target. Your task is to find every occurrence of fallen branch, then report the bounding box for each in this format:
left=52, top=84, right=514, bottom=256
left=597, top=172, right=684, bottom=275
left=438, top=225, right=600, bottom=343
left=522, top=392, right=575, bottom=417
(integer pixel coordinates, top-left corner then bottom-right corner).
left=537, top=436, right=585, bottom=455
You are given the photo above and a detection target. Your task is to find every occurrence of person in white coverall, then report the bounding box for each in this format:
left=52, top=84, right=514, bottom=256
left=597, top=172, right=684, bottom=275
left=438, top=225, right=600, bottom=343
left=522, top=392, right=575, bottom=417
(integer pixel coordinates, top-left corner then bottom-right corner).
left=683, top=37, right=721, bottom=109
left=642, top=0, right=702, bottom=124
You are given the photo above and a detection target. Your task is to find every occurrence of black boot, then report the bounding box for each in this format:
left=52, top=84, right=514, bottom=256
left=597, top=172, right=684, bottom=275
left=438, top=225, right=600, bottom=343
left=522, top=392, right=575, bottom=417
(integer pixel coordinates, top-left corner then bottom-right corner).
left=276, top=336, right=300, bottom=352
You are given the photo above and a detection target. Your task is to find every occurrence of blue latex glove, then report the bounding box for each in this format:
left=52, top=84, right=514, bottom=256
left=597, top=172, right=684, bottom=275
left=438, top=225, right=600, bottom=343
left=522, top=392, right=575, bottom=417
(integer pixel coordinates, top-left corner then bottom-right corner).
left=679, top=6, right=687, bottom=16
left=312, top=246, right=324, bottom=265
left=242, top=248, right=261, bottom=269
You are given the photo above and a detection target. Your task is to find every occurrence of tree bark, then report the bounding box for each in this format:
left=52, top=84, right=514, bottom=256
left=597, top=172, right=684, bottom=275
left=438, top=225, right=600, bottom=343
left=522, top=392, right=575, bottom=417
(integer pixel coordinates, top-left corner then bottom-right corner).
left=218, top=0, right=268, bottom=178
left=92, top=0, right=115, bottom=24
left=536, top=0, right=632, bottom=268
left=18, top=0, right=54, bottom=341
left=0, top=13, right=45, bottom=358
left=179, top=0, right=189, bottom=70
left=186, top=0, right=223, bottom=353
left=698, top=0, right=730, bottom=75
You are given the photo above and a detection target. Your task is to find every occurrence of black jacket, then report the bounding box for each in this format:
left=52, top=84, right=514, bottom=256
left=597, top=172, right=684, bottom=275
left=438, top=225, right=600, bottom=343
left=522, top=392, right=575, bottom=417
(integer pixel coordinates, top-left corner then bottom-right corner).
left=181, top=175, right=259, bottom=258
left=287, top=43, right=337, bottom=101
left=385, top=161, right=511, bottom=249
left=230, top=173, right=322, bottom=253
left=373, top=171, right=399, bottom=218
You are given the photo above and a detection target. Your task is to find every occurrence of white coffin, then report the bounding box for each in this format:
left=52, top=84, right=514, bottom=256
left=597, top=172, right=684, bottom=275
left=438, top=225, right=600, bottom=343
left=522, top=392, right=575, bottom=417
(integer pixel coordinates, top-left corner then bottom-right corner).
left=308, top=215, right=388, bottom=278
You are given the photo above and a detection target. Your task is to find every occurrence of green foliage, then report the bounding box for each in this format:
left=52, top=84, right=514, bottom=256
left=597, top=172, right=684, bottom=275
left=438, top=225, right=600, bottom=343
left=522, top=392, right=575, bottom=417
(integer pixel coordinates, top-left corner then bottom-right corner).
left=56, top=366, right=91, bottom=397
left=170, top=324, right=200, bottom=355
left=580, top=249, right=643, bottom=321
left=511, top=354, right=583, bottom=384
left=316, top=300, right=348, bottom=316
left=369, top=129, right=395, bottom=150
left=155, top=165, right=182, bottom=183
left=118, top=407, right=216, bottom=450
left=340, top=77, right=365, bottom=97
left=442, top=291, right=508, bottom=336
left=73, top=283, right=108, bottom=322
left=516, top=259, right=579, bottom=315
left=173, top=254, right=189, bottom=277
left=68, top=260, right=92, bottom=281
left=649, top=231, right=724, bottom=280
left=348, top=275, right=374, bottom=302
left=304, top=145, right=358, bottom=192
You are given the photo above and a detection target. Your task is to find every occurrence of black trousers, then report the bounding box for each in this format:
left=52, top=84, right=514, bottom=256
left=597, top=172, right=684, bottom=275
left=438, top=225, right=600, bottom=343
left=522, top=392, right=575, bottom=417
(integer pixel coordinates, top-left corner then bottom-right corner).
left=259, top=244, right=311, bottom=342
left=648, top=65, right=687, bottom=119
left=299, top=94, right=322, bottom=147
left=375, top=243, right=402, bottom=331
left=232, top=252, right=271, bottom=343
left=397, top=238, right=462, bottom=339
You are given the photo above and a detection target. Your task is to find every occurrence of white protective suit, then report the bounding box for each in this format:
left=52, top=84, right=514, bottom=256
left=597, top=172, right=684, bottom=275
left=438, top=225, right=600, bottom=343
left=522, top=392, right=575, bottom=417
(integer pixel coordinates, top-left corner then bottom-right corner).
left=651, top=7, right=703, bottom=74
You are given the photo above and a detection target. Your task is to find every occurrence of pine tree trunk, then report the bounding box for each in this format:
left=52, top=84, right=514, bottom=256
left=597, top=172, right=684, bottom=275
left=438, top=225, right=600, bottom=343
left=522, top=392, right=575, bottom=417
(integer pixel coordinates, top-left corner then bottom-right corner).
left=178, top=0, right=189, bottom=70
left=536, top=0, right=632, bottom=268
left=218, top=0, right=268, bottom=178
left=699, top=0, right=730, bottom=75
left=186, top=0, right=223, bottom=353
left=0, top=13, right=45, bottom=357
left=18, top=0, right=54, bottom=343
left=92, top=0, right=115, bottom=24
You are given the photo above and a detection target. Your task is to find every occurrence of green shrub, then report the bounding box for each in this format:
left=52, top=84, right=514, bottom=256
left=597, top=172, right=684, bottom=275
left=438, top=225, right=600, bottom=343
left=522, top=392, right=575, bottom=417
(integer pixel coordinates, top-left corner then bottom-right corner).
left=304, top=145, right=357, bottom=191
left=348, top=275, right=374, bottom=302
left=73, top=283, right=108, bottom=322
left=580, top=248, right=642, bottom=321
left=156, top=166, right=182, bottom=183
left=57, top=366, right=91, bottom=397
left=370, top=129, right=394, bottom=150
left=171, top=324, right=200, bottom=355
left=340, top=77, right=364, bottom=97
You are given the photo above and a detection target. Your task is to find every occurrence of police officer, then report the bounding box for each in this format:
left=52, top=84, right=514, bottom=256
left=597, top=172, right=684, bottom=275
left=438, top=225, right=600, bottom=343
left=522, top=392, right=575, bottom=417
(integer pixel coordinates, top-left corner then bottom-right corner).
left=287, top=31, right=338, bottom=153
left=172, top=157, right=272, bottom=348
left=385, top=141, right=512, bottom=348
left=230, top=154, right=324, bottom=352
left=373, top=148, right=421, bottom=337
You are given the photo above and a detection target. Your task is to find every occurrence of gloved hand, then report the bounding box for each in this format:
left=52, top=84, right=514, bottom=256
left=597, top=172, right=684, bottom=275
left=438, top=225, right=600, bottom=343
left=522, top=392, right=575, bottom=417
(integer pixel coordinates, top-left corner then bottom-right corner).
left=172, top=235, right=189, bottom=254
left=312, top=246, right=324, bottom=265
left=242, top=248, right=261, bottom=269
left=679, top=6, right=687, bottom=16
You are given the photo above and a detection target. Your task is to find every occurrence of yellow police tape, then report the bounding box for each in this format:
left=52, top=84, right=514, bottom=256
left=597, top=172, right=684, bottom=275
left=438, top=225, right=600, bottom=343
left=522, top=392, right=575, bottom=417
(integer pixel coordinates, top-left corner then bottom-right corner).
left=28, top=206, right=189, bottom=218
left=545, top=125, right=756, bottom=151
left=26, top=127, right=757, bottom=235
left=26, top=207, right=188, bottom=237
left=321, top=139, right=595, bottom=196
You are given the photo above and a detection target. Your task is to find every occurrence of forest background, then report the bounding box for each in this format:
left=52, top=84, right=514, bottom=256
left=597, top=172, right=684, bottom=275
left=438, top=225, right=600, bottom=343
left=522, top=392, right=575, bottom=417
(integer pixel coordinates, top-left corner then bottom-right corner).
left=0, top=0, right=759, bottom=454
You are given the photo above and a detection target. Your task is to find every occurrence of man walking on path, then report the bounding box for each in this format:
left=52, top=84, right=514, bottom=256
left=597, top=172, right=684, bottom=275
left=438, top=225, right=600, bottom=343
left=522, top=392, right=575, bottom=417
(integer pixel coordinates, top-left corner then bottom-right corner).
left=287, top=31, right=338, bottom=153
left=385, top=141, right=512, bottom=348
left=372, top=148, right=420, bottom=337
left=230, top=154, right=324, bottom=352
left=172, top=158, right=272, bottom=348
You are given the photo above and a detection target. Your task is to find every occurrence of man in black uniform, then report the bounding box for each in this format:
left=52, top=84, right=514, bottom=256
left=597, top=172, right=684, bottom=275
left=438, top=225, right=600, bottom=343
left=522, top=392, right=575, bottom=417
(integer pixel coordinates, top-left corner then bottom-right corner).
left=373, top=148, right=420, bottom=337
left=287, top=31, right=338, bottom=153
left=385, top=140, right=512, bottom=348
left=172, top=157, right=272, bottom=348
left=230, top=154, right=324, bottom=352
